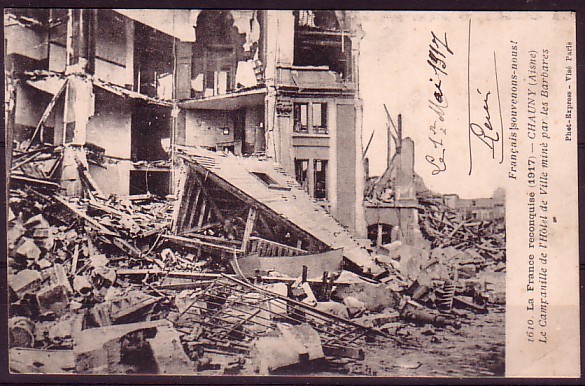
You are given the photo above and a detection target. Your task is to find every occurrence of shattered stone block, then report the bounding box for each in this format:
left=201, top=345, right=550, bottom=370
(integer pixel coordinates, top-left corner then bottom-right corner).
left=32, top=227, right=49, bottom=239
left=7, top=220, right=25, bottom=250
left=37, top=284, right=69, bottom=316
left=251, top=323, right=324, bottom=374
left=343, top=296, right=366, bottom=318
left=333, top=271, right=401, bottom=313
left=73, top=275, right=93, bottom=296
left=10, top=269, right=42, bottom=298
left=52, top=263, right=73, bottom=294
left=147, top=325, right=196, bottom=374
left=14, top=237, right=41, bottom=261
left=48, top=316, right=75, bottom=341
left=314, top=301, right=349, bottom=320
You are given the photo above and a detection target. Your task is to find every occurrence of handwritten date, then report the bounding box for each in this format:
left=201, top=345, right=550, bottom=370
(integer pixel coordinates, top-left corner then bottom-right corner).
left=426, top=31, right=453, bottom=176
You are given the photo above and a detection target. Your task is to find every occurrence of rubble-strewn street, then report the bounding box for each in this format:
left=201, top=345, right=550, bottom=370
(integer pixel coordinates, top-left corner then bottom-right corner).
left=8, top=145, right=505, bottom=376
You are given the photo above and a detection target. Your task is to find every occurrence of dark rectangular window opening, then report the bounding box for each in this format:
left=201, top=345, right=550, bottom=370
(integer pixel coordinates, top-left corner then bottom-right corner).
left=314, top=159, right=328, bottom=199
left=294, top=159, right=309, bottom=191
left=293, top=103, right=308, bottom=133
left=130, top=102, right=171, bottom=162
left=251, top=171, right=290, bottom=191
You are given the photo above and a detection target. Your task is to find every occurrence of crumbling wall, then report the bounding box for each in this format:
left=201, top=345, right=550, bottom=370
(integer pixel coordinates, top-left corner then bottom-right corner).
left=86, top=89, right=132, bottom=160
left=89, top=161, right=132, bottom=196
left=336, top=104, right=358, bottom=232
left=5, top=16, right=48, bottom=65
left=85, top=89, right=132, bottom=196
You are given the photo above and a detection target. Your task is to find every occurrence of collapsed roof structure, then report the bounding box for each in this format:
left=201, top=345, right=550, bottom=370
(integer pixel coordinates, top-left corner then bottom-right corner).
left=172, top=146, right=381, bottom=275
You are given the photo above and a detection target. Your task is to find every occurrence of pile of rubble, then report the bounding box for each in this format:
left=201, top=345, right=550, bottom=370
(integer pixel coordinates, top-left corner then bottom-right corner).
left=8, top=183, right=394, bottom=374
left=7, top=187, right=504, bottom=375
left=7, top=145, right=505, bottom=376
left=417, top=194, right=506, bottom=268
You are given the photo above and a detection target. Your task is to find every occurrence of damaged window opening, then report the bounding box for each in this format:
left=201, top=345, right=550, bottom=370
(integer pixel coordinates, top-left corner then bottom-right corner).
left=367, top=223, right=393, bottom=246
left=294, top=159, right=309, bottom=191
left=312, top=103, right=328, bottom=134
left=192, top=10, right=249, bottom=98
left=130, top=102, right=172, bottom=162
left=314, top=159, right=327, bottom=200
left=129, top=169, right=171, bottom=197
left=293, top=10, right=352, bottom=80
left=134, top=22, right=174, bottom=99
left=294, top=103, right=327, bottom=134
left=293, top=103, right=308, bottom=133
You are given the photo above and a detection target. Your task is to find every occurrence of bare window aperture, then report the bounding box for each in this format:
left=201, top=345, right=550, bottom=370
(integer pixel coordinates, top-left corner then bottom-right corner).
left=314, top=159, right=327, bottom=199
left=294, top=103, right=328, bottom=134
left=312, top=103, right=328, bottom=134
left=192, top=11, right=246, bottom=98
left=293, top=10, right=352, bottom=80
left=294, top=159, right=309, bottom=191
left=250, top=171, right=290, bottom=190
left=293, top=103, right=308, bottom=133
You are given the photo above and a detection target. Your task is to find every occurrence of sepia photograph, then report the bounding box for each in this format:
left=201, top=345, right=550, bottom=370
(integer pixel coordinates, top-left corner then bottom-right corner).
left=4, top=8, right=577, bottom=378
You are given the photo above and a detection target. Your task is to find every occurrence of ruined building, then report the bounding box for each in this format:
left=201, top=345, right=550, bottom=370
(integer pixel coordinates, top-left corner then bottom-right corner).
left=5, top=9, right=367, bottom=237
left=364, top=113, right=425, bottom=248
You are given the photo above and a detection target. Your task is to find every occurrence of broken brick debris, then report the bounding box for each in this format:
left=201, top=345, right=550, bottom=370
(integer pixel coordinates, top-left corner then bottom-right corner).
left=8, top=162, right=504, bottom=375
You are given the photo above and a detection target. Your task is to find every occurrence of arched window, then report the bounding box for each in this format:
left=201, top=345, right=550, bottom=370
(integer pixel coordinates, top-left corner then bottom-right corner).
left=192, top=11, right=246, bottom=97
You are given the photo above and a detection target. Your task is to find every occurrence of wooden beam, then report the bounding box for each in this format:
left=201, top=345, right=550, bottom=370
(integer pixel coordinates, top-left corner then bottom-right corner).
left=75, top=155, right=105, bottom=199
left=189, top=169, right=226, bottom=224
left=241, top=207, right=257, bottom=252
left=178, top=232, right=241, bottom=246
left=197, top=199, right=207, bottom=228
left=26, top=79, right=68, bottom=151
left=248, top=236, right=307, bottom=256
left=11, top=152, right=43, bottom=171
left=10, top=173, right=61, bottom=189
left=186, top=185, right=201, bottom=230
left=161, top=234, right=242, bottom=255
left=171, top=165, right=189, bottom=233
left=180, top=221, right=221, bottom=236
left=185, top=161, right=325, bottom=250
left=257, top=213, right=277, bottom=240
left=52, top=195, right=118, bottom=237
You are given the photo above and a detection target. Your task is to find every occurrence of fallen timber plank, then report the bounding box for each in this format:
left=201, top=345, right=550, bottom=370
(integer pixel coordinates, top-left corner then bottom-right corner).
left=161, top=234, right=243, bottom=255
left=26, top=79, right=68, bottom=151
left=115, top=269, right=350, bottom=285
left=52, top=195, right=118, bottom=237
left=11, top=174, right=62, bottom=189
left=11, top=151, right=44, bottom=171
left=178, top=232, right=242, bottom=246
left=231, top=248, right=343, bottom=279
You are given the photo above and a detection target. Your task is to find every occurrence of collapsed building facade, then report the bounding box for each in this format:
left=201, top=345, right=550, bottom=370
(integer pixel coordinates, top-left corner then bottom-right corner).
left=5, top=9, right=506, bottom=376
left=6, top=9, right=366, bottom=237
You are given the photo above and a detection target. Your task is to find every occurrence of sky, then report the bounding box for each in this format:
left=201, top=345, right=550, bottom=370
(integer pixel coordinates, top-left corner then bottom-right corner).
left=359, top=11, right=497, bottom=198
left=358, top=11, right=574, bottom=199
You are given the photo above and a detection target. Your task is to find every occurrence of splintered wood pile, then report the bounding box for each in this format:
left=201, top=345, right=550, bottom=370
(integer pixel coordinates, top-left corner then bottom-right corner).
left=417, top=195, right=505, bottom=263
